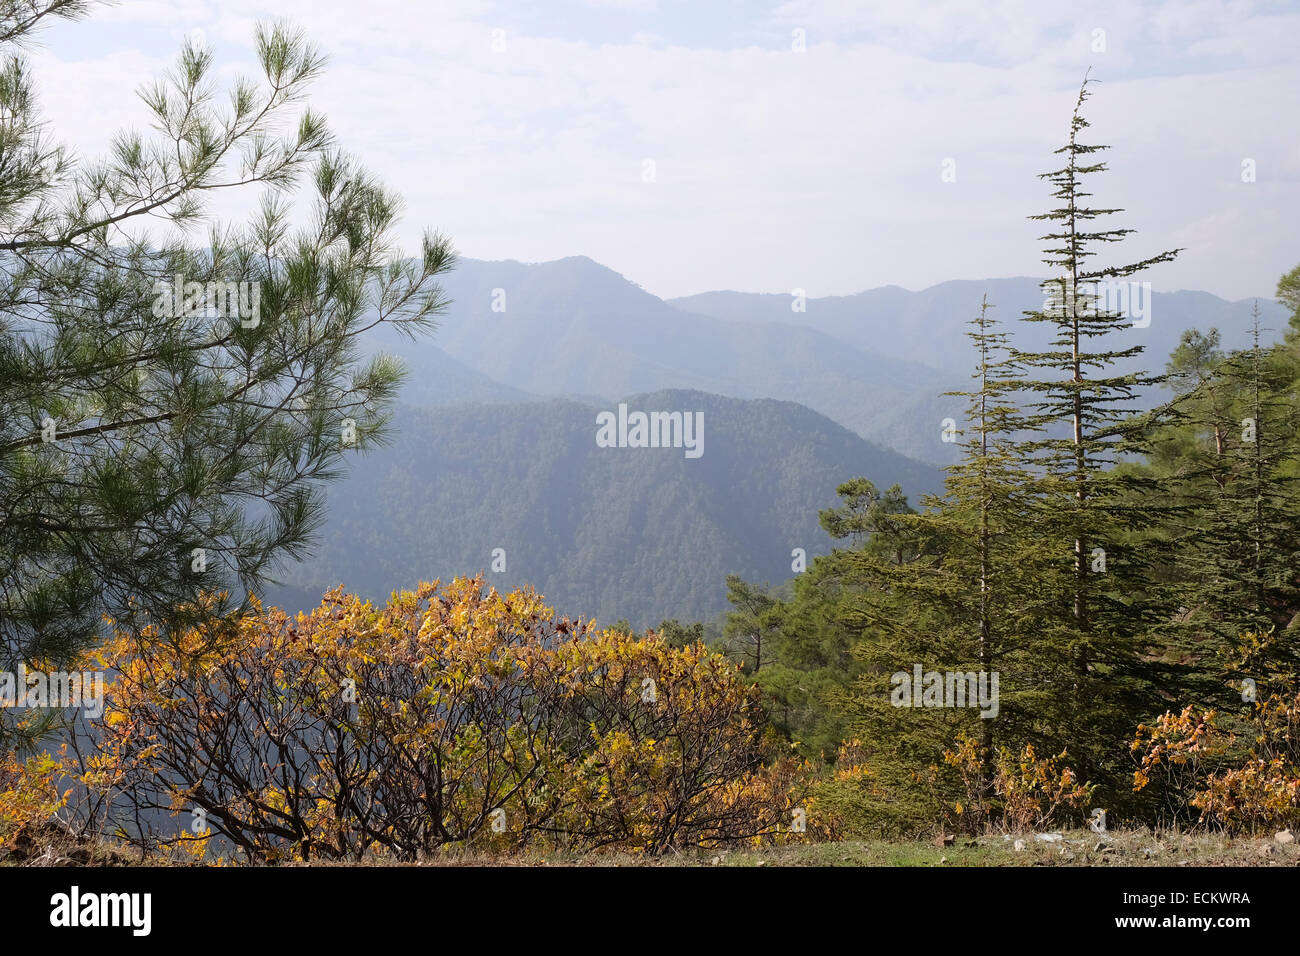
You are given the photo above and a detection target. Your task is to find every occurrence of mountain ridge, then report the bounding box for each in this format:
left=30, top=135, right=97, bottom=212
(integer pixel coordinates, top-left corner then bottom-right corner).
left=268, top=389, right=944, bottom=628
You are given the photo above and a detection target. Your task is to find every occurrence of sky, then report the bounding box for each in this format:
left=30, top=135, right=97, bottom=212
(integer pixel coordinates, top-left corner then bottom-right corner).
left=21, top=0, right=1300, bottom=301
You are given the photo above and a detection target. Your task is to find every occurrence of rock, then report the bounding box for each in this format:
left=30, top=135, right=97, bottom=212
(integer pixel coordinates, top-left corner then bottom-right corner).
left=1260, top=843, right=1275, bottom=857
left=1013, top=839, right=1026, bottom=852
left=710, top=856, right=721, bottom=866
left=1034, top=833, right=1063, bottom=843
left=1275, top=830, right=1295, bottom=844
left=934, top=832, right=955, bottom=847
left=940, top=856, right=948, bottom=864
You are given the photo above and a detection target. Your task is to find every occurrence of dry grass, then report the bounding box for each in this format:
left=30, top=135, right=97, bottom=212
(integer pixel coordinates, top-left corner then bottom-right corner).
left=6, top=824, right=1297, bottom=867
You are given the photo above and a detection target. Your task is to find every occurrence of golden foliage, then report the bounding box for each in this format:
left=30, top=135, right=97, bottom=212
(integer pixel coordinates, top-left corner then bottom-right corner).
left=942, top=732, right=1095, bottom=832
left=0, top=748, right=70, bottom=838
left=51, top=578, right=802, bottom=862
left=1130, top=684, right=1300, bottom=832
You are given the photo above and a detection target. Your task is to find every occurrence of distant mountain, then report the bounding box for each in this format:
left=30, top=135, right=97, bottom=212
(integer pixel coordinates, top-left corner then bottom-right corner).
left=669, top=278, right=1288, bottom=376
left=361, top=335, right=536, bottom=406
left=266, top=390, right=944, bottom=629
left=271, top=259, right=1285, bottom=624
left=363, top=256, right=953, bottom=462
left=368, top=258, right=1284, bottom=467
left=669, top=278, right=1289, bottom=463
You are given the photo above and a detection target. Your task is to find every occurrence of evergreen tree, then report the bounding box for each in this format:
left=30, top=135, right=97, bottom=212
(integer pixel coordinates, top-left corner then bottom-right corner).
left=0, top=6, right=454, bottom=751
left=722, top=574, right=779, bottom=675
left=1006, top=73, right=1180, bottom=802
left=1154, top=305, right=1300, bottom=695
left=656, top=618, right=706, bottom=650
left=817, top=479, right=916, bottom=562
left=1277, top=263, right=1300, bottom=347
left=717, top=481, right=918, bottom=762
left=826, top=297, right=1047, bottom=833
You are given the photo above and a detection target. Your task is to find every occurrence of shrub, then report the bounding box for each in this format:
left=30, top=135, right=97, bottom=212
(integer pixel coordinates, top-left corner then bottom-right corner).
left=1131, top=690, right=1300, bottom=832
left=942, top=732, right=1095, bottom=833
left=538, top=627, right=804, bottom=852
left=61, top=578, right=801, bottom=861
left=0, top=750, right=70, bottom=840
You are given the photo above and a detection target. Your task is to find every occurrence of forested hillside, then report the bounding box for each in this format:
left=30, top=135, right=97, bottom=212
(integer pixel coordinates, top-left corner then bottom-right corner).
left=267, top=391, right=943, bottom=627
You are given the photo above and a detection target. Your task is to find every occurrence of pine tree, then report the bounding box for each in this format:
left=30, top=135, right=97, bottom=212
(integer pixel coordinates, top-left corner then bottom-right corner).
left=0, top=6, right=454, bottom=751
left=722, top=574, right=781, bottom=675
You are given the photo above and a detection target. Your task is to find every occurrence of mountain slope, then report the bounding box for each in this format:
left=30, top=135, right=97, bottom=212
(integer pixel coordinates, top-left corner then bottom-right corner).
left=358, top=333, right=536, bottom=406
left=267, top=390, right=944, bottom=628
left=373, top=256, right=949, bottom=458
left=379, top=258, right=1285, bottom=466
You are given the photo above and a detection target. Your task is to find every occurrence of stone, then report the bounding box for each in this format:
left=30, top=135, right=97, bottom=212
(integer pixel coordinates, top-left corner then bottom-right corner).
left=1275, top=830, right=1295, bottom=844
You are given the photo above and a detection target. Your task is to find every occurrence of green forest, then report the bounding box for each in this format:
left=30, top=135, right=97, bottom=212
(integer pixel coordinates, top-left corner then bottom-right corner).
left=714, top=271, right=1300, bottom=836
left=266, top=392, right=943, bottom=628
left=705, top=86, right=1300, bottom=835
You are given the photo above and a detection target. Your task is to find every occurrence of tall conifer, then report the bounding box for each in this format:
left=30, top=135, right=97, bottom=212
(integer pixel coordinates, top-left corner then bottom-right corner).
left=1007, top=73, right=1180, bottom=802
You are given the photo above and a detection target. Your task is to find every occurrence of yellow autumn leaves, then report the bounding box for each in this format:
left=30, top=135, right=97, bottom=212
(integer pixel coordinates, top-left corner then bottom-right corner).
left=21, top=576, right=806, bottom=862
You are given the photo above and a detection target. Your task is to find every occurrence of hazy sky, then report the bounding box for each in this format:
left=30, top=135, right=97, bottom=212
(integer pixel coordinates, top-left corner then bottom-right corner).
left=26, top=0, right=1300, bottom=301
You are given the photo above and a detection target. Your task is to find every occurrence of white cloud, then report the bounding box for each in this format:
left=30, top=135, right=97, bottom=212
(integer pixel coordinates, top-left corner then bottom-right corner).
left=16, top=0, right=1299, bottom=301
left=583, top=0, right=658, bottom=11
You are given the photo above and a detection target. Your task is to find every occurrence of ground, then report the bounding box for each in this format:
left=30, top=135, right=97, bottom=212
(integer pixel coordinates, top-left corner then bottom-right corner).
left=4, top=825, right=1297, bottom=866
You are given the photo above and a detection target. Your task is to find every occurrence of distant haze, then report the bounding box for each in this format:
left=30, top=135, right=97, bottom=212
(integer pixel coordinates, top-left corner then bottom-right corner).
left=367, top=255, right=1289, bottom=465
left=27, top=0, right=1300, bottom=304
left=276, top=254, right=1289, bottom=626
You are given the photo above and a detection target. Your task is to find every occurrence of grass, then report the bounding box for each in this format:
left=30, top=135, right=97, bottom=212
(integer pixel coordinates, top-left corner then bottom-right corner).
left=699, top=828, right=1298, bottom=867
left=6, top=824, right=1297, bottom=867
